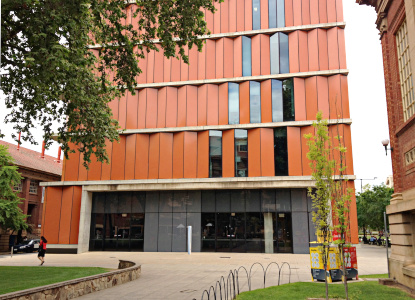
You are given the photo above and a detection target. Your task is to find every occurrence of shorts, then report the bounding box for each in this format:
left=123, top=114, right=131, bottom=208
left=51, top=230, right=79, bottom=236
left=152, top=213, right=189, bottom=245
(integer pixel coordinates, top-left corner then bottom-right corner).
left=38, top=249, right=46, bottom=257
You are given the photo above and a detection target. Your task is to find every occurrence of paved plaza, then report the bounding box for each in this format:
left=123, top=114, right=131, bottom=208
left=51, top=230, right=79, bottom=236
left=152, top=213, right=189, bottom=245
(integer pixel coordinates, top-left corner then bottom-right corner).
left=0, top=244, right=389, bottom=300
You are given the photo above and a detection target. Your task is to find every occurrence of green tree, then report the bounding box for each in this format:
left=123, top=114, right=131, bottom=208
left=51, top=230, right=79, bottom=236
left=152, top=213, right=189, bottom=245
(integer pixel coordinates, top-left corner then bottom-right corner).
left=1, top=0, right=220, bottom=166
left=0, top=145, right=28, bottom=233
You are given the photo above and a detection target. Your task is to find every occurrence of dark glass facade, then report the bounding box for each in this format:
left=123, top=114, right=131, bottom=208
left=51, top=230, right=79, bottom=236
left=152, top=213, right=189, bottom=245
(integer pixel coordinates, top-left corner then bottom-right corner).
left=274, top=127, right=288, bottom=176
left=272, top=79, right=295, bottom=122
left=209, top=130, right=222, bottom=178
left=235, top=129, right=248, bottom=177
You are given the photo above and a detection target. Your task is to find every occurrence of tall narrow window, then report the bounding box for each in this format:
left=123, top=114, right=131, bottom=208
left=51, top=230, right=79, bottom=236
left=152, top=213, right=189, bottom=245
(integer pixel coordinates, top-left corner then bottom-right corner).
left=228, top=83, right=240, bottom=124
left=235, top=129, right=248, bottom=177
left=282, top=79, right=294, bottom=121
left=272, top=79, right=294, bottom=122
left=252, top=0, right=261, bottom=30
left=274, top=128, right=288, bottom=176
left=242, top=37, right=252, bottom=77
left=250, top=81, right=261, bottom=123
left=279, top=33, right=289, bottom=74
left=270, top=33, right=289, bottom=74
left=269, top=0, right=285, bottom=28
left=209, top=131, right=222, bottom=178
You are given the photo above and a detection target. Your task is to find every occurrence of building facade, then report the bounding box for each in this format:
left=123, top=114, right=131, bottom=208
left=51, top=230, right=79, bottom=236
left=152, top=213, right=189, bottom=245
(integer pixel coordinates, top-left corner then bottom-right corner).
left=358, top=0, right=415, bottom=290
left=41, top=0, right=357, bottom=254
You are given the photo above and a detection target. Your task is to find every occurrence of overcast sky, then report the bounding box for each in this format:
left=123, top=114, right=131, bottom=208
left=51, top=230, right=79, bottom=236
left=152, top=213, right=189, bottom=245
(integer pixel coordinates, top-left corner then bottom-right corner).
left=0, top=1, right=392, bottom=193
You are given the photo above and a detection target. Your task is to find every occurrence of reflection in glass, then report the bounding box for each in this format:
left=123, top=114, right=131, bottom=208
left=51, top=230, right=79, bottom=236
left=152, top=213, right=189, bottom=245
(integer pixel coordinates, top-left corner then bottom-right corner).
left=231, top=213, right=246, bottom=252
left=201, top=213, right=216, bottom=252
left=216, top=213, right=231, bottom=252
left=283, top=79, right=294, bottom=121
left=274, top=127, right=288, bottom=176
left=276, top=0, right=285, bottom=28
left=270, top=33, right=280, bottom=74
left=228, top=83, right=240, bottom=125
left=235, top=130, right=248, bottom=177
left=250, top=81, right=261, bottom=123
left=130, top=213, right=145, bottom=251
left=274, top=213, right=292, bottom=253
left=252, top=0, right=261, bottom=30
left=209, top=131, right=222, bottom=178
left=279, top=33, right=289, bottom=73
left=246, top=213, right=263, bottom=253
left=271, top=79, right=283, bottom=122
left=242, top=37, right=252, bottom=76
left=269, top=0, right=285, bottom=28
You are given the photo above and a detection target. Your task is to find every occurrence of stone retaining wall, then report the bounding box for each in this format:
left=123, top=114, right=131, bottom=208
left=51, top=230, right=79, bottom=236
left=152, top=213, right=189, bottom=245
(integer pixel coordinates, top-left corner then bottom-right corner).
left=0, top=260, right=140, bottom=300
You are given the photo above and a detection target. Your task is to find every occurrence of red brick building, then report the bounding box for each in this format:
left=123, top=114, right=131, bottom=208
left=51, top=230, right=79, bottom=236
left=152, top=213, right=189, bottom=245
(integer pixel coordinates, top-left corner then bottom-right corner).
left=358, top=0, right=415, bottom=290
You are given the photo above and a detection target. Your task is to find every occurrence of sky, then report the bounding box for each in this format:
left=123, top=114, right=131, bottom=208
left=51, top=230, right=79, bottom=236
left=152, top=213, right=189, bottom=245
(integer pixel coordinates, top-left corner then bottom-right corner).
left=0, top=1, right=393, bottom=193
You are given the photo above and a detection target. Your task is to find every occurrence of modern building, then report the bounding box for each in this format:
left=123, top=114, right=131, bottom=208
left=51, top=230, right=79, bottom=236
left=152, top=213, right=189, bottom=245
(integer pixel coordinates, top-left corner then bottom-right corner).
left=41, top=0, right=357, bottom=254
left=357, top=0, right=415, bottom=290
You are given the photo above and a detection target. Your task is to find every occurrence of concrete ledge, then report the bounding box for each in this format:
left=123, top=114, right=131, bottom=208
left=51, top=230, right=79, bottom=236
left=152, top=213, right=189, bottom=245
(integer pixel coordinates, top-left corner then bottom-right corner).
left=0, top=260, right=141, bottom=300
left=403, top=265, right=415, bottom=278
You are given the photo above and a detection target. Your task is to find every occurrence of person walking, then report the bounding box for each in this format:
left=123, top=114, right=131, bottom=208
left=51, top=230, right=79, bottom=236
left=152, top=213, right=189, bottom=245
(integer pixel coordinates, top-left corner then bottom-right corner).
left=37, top=236, right=47, bottom=266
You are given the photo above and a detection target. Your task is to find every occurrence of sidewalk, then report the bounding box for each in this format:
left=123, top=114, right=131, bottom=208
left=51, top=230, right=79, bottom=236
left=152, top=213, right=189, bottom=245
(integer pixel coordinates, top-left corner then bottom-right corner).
left=0, top=243, right=388, bottom=300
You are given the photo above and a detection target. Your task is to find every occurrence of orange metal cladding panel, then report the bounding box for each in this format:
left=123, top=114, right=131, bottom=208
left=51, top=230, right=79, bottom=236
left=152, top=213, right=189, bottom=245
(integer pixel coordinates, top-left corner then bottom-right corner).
left=43, top=187, right=63, bottom=244
left=260, top=35, right=270, bottom=75
left=146, top=48, right=155, bottom=83
left=171, top=46, right=181, bottom=82
left=206, top=40, right=216, bottom=80
left=164, top=53, right=171, bottom=83
left=348, top=181, right=359, bottom=244
left=159, top=133, right=173, bottom=179
left=317, top=29, right=328, bottom=71
left=205, top=7, right=214, bottom=33
left=221, top=0, right=229, bottom=33
left=87, top=153, right=102, bottom=181
left=58, top=187, right=74, bottom=244
left=310, top=0, right=319, bottom=24
left=64, top=144, right=80, bottom=181
left=300, top=126, right=314, bottom=175
left=318, top=0, right=328, bottom=23
left=157, top=87, right=167, bottom=128
left=251, top=35, right=261, bottom=76
left=148, top=133, right=160, bottom=179
left=154, top=45, right=164, bottom=83
left=244, top=0, right=252, bottom=31
left=215, top=39, right=224, bottom=79
left=236, top=0, right=245, bottom=31
left=329, top=125, right=341, bottom=176
left=340, top=75, right=350, bottom=118
left=166, top=87, right=178, bottom=128
left=287, top=127, right=302, bottom=176
left=327, top=0, right=337, bottom=23
left=180, top=45, right=189, bottom=81
left=137, top=89, right=147, bottom=129
left=260, top=0, right=269, bottom=29
left=124, top=135, right=137, bottom=180
left=336, top=0, right=344, bottom=22
left=338, top=29, right=347, bottom=69
left=183, top=132, right=198, bottom=178
left=186, top=86, right=198, bottom=126
left=135, top=134, right=149, bottom=179
left=305, top=77, right=318, bottom=120
left=298, top=31, right=309, bottom=72
left=69, top=186, right=82, bottom=244
left=61, top=159, right=66, bottom=181
left=214, top=1, right=221, bottom=34
left=224, top=38, right=234, bottom=78
left=328, top=75, right=342, bottom=119
left=301, top=0, right=310, bottom=25
left=248, top=129, right=261, bottom=177
left=137, top=46, right=147, bottom=84
left=111, top=135, right=126, bottom=180
left=327, top=28, right=340, bottom=70
left=100, top=139, right=113, bottom=180
left=177, top=86, right=187, bottom=127
left=234, top=37, right=242, bottom=77
left=316, top=76, right=330, bottom=119
left=294, top=78, right=306, bottom=121
left=207, top=84, right=219, bottom=125
left=198, top=42, right=206, bottom=80
left=198, top=85, right=208, bottom=126
left=308, top=29, right=319, bottom=72
left=126, top=91, right=138, bottom=129
left=293, top=0, right=302, bottom=26
left=289, top=32, right=299, bottom=73
left=260, top=128, right=275, bottom=176
left=173, top=132, right=184, bottom=178
left=285, top=0, right=294, bottom=27
left=188, top=47, right=198, bottom=81
left=229, top=0, right=237, bottom=32
left=197, top=131, right=209, bottom=178
left=261, top=80, right=272, bottom=123
left=118, top=94, right=127, bottom=129
left=222, top=130, right=235, bottom=177
left=218, top=83, right=229, bottom=125
left=342, top=124, right=354, bottom=174
left=77, top=155, right=88, bottom=181
left=239, top=81, right=250, bottom=124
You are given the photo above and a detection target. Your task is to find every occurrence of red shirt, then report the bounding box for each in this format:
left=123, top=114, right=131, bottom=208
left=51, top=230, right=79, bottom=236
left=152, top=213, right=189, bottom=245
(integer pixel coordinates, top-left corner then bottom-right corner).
left=40, top=241, right=47, bottom=250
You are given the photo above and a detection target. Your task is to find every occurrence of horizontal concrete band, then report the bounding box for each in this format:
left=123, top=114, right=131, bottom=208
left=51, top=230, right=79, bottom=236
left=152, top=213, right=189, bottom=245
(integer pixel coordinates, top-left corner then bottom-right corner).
left=134, top=69, right=349, bottom=89
left=46, top=244, right=78, bottom=249
left=88, top=22, right=346, bottom=49
left=120, top=119, right=353, bottom=135
left=387, top=198, right=415, bottom=214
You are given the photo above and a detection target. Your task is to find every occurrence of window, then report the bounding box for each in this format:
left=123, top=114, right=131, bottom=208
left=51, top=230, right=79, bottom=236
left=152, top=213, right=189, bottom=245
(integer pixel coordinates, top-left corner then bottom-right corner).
left=282, top=79, right=294, bottom=120
left=269, top=0, right=285, bottom=28
left=396, top=20, right=415, bottom=121
left=270, top=33, right=289, bottom=74
left=250, top=81, right=261, bottom=123
left=13, top=180, right=23, bottom=192
left=405, top=147, right=415, bottom=166
left=242, top=36, right=252, bottom=77
left=29, top=180, right=38, bottom=194
left=272, top=79, right=294, bottom=122
left=274, top=127, right=288, bottom=176
left=228, top=83, right=240, bottom=124
left=209, top=131, right=222, bottom=178
left=252, top=0, right=261, bottom=30
left=235, top=129, right=248, bottom=177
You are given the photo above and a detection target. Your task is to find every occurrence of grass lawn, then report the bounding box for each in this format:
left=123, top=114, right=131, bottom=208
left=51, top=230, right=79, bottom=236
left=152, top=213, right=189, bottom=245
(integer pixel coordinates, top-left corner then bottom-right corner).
left=236, top=281, right=412, bottom=300
left=360, top=274, right=389, bottom=278
left=0, top=266, right=110, bottom=295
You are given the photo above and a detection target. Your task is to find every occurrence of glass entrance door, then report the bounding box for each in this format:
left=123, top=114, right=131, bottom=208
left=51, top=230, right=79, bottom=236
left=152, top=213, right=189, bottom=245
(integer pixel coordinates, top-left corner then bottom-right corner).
left=216, top=213, right=246, bottom=252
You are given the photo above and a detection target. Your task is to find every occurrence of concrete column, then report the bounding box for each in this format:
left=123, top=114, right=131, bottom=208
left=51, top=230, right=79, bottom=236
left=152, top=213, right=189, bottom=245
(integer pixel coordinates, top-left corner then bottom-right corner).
left=77, top=188, right=93, bottom=254
left=264, top=213, right=274, bottom=253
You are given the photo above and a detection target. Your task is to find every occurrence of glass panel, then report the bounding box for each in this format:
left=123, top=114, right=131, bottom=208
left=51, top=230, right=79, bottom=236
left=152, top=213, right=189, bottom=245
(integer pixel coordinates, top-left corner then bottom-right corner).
left=274, top=127, right=288, bottom=176
left=209, top=131, right=223, bottom=178
left=261, top=189, right=276, bottom=212
left=145, top=191, right=159, bottom=213
left=172, top=213, right=187, bottom=252
left=187, top=190, right=201, bottom=213
left=291, top=189, right=307, bottom=212
left=130, top=213, right=145, bottom=251
left=132, top=192, right=145, bottom=213
left=117, top=192, right=131, bottom=213
left=242, top=36, right=252, bottom=76
left=271, top=79, right=283, bottom=122
left=246, top=212, right=263, bottom=253
left=269, top=0, right=277, bottom=28
left=144, top=212, right=158, bottom=252
left=92, top=193, right=105, bottom=213
left=246, top=189, right=261, bottom=211
left=158, top=213, right=173, bottom=252
left=187, top=212, right=202, bottom=252
left=231, top=213, right=246, bottom=252
left=202, top=190, right=216, bottom=212
left=159, top=191, right=173, bottom=213
left=104, top=214, right=117, bottom=250
left=202, top=213, right=216, bottom=252
left=274, top=213, right=292, bottom=253
left=279, top=33, right=289, bottom=74
left=231, top=190, right=245, bottom=212
left=173, top=191, right=187, bottom=213
left=252, top=0, right=261, bottom=30
left=228, top=83, right=240, bottom=125
left=270, top=33, right=280, bottom=75
left=105, top=193, right=118, bottom=214
left=216, top=190, right=231, bottom=212
left=250, top=81, right=261, bottom=123
left=116, top=213, right=130, bottom=251
left=276, top=189, right=291, bottom=211
left=89, top=213, right=104, bottom=251
left=216, top=213, right=231, bottom=252
left=277, top=0, right=285, bottom=28
left=235, top=129, right=248, bottom=177
left=283, top=79, right=294, bottom=121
